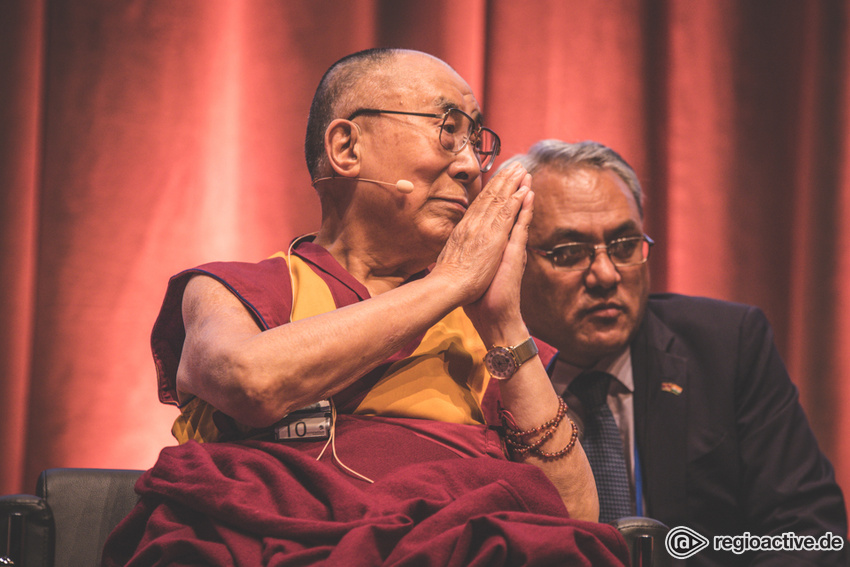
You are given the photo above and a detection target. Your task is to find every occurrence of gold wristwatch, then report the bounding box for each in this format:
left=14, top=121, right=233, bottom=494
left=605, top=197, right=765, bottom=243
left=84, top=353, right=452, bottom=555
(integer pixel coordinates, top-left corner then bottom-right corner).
left=483, top=336, right=539, bottom=380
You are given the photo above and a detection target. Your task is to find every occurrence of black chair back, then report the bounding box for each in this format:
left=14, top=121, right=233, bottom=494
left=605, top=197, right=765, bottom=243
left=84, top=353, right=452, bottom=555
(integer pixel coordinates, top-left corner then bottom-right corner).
left=1, top=468, right=143, bottom=567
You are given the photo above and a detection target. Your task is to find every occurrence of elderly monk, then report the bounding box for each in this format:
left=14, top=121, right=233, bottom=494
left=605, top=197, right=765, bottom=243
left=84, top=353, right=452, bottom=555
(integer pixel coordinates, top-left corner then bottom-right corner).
left=102, top=49, right=628, bottom=566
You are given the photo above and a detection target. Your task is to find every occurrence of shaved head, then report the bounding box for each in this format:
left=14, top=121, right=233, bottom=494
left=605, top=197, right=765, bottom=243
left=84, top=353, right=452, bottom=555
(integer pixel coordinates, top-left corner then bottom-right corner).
left=304, top=49, right=463, bottom=180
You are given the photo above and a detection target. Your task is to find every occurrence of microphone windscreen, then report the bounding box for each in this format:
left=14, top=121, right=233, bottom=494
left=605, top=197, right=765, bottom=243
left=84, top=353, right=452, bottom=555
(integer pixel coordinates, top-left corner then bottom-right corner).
left=396, top=180, right=415, bottom=193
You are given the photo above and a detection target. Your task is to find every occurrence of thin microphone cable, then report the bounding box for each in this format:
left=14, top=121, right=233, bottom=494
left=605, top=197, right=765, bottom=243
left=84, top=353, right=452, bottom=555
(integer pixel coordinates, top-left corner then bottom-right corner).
left=287, top=233, right=374, bottom=483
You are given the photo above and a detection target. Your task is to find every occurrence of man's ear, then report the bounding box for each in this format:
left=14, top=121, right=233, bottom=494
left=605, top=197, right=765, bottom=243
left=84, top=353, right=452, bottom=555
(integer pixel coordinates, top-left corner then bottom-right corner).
left=325, top=119, right=362, bottom=178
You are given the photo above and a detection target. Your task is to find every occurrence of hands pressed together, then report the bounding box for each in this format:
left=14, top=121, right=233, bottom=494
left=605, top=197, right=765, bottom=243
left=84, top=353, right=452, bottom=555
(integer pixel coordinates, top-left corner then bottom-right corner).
left=433, top=161, right=534, bottom=344
left=433, top=162, right=600, bottom=521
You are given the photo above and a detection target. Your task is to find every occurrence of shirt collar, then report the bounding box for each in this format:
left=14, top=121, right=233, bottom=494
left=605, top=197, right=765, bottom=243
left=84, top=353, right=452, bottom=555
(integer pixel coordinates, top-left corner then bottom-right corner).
left=550, top=347, right=634, bottom=396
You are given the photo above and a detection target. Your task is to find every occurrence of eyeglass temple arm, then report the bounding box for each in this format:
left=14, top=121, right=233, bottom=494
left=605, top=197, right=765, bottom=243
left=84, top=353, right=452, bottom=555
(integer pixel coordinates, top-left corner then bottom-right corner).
left=526, top=247, right=552, bottom=258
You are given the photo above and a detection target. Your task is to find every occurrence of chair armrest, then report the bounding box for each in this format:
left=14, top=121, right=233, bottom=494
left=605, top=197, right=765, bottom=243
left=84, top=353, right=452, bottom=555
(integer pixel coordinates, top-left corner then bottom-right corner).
left=610, top=516, right=671, bottom=567
left=0, top=493, right=54, bottom=567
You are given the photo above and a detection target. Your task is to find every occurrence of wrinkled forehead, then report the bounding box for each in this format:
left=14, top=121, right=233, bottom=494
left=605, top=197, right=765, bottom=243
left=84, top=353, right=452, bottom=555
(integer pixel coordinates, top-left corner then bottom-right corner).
left=530, top=166, right=643, bottom=241
left=371, top=53, right=482, bottom=118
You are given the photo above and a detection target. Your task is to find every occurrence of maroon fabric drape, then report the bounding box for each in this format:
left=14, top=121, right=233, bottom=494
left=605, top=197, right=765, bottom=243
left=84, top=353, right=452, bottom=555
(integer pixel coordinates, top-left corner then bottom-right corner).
left=2, top=0, right=849, bottom=522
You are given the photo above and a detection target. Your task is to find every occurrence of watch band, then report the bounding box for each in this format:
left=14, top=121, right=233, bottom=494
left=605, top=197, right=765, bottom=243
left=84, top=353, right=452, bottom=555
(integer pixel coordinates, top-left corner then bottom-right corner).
left=510, top=336, right=539, bottom=367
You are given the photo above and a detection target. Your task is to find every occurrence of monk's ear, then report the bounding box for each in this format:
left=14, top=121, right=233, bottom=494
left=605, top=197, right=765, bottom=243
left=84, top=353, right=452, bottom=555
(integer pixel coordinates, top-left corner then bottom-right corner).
left=325, top=118, right=362, bottom=178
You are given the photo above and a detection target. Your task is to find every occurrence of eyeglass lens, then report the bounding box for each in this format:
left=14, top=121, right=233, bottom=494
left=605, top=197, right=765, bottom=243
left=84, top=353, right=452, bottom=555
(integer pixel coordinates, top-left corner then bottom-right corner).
left=439, top=109, right=499, bottom=172
left=550, top=237, right=650, bottom=269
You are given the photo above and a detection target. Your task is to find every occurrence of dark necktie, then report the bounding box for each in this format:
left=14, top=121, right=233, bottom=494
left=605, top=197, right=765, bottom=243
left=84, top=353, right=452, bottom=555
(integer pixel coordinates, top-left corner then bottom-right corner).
left=568, top=371, right=633, bottom=523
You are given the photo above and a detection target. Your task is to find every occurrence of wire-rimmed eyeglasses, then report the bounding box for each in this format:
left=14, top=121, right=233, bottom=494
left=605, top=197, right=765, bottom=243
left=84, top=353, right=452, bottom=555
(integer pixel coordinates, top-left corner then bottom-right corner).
left=528, top=235, right=655, bottom=271
left=347, top=107, right=501, bottom=172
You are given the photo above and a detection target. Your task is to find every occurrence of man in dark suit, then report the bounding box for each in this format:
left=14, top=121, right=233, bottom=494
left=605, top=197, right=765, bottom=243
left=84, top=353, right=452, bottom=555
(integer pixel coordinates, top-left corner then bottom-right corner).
left=505, top=139, right=848, bottom=565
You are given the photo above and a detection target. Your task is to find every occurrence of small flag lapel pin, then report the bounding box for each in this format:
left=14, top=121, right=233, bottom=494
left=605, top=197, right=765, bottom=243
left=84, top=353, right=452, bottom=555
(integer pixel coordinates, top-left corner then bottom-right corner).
left=661, top=382, right=683, bottom=395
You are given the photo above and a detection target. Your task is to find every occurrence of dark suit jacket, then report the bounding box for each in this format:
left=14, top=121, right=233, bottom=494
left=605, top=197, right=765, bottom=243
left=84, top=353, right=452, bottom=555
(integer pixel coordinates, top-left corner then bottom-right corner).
left=628, top=293, right=846, bottom=565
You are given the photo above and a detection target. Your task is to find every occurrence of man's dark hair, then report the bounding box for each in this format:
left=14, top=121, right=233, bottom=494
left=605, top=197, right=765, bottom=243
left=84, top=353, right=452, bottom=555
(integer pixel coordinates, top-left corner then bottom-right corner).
left=304, top=48, right=401, bottom=180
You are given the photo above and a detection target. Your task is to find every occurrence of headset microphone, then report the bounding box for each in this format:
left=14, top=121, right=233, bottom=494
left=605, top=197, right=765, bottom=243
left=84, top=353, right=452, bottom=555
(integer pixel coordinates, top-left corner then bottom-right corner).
left=394, top=179, right=414, bottom=193
left=312, top=176, right=414, bottom=194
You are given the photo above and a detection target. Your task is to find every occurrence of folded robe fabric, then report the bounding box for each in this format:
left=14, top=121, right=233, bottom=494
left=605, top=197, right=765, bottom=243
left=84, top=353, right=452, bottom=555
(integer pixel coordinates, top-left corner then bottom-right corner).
left=102, top=417, right=629, bottom=566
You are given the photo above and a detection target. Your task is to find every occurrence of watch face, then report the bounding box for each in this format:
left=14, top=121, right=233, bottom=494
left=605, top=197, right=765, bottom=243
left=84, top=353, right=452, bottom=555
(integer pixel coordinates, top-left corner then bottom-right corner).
left=484, top=347, right=518, bottom=379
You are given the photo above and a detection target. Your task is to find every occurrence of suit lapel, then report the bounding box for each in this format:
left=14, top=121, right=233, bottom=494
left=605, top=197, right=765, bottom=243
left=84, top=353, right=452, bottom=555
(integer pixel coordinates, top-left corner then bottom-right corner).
left=632, top=310, right=689, bottom=523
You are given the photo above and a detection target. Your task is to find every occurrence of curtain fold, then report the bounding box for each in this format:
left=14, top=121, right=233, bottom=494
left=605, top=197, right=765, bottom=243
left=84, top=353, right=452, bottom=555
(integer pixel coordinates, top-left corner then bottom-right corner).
left=788, top=0, right=848, bottom=462
left=1, top=0, right=848, bottom=525
left=0, top=0, right=44, bottom=495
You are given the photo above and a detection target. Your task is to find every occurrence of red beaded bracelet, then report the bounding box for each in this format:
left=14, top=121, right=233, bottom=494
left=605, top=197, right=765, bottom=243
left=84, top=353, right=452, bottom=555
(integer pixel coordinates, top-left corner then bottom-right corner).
left=500, top=398, right=577, bottom=459
left=534, top=417, right=578, bottom=459
left=500, top=397, right=567, bottom=437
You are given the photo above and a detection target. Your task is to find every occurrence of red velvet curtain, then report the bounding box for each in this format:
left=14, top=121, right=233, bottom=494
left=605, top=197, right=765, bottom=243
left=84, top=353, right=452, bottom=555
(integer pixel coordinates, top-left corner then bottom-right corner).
left=2, top=0, right=848, bottom=520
